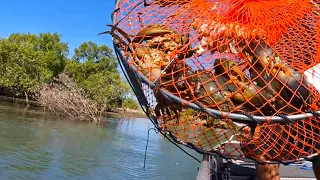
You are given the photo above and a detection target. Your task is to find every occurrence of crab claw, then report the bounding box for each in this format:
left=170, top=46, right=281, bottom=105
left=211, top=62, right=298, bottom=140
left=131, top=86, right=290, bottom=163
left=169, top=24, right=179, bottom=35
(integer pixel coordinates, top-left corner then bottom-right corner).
left=133, top=25, right=173, bottom=43
left=214, top=58, right=246, bottom=83
left=106, top=24, right=132, bottom=43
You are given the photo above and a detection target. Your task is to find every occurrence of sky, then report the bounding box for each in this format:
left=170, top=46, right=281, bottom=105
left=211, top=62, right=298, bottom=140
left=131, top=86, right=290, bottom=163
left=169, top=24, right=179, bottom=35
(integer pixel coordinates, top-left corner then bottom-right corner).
left=0, top=0, right=116, bottom=56
left=2, top=0, right=320, bottom=88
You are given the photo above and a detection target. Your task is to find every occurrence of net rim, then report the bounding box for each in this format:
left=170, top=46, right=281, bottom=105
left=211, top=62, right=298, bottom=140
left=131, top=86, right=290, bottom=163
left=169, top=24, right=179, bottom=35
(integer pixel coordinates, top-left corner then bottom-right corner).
left=114, top=41, right=320, bottom=164
left=110, top=0, right=320, bottom=124
left=110, top=0, right=320, bottom=164
left=112, top=41, right=320, bottom=123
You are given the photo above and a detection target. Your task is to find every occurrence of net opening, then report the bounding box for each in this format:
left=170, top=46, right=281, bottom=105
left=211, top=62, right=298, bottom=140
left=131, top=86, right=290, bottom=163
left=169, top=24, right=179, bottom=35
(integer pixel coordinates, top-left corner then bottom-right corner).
left=108, top=0, right=320, bottom=164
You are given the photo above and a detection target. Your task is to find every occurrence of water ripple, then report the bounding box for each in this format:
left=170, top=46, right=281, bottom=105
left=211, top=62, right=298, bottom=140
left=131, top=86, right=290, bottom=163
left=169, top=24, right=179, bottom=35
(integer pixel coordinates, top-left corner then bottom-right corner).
left=0, top=110, right=201, bottom=180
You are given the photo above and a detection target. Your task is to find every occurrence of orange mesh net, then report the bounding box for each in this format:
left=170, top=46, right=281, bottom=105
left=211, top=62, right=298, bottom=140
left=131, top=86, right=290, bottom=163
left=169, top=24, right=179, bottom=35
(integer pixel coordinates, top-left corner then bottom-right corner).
left=108, top=0, right=320, bottom=163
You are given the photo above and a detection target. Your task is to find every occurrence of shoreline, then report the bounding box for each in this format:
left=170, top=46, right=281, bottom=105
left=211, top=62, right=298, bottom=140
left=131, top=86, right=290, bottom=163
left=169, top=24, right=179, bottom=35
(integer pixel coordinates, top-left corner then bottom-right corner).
left=105, top=108, right=148, bottom=119
left=0, top=95, right=147, bottom=119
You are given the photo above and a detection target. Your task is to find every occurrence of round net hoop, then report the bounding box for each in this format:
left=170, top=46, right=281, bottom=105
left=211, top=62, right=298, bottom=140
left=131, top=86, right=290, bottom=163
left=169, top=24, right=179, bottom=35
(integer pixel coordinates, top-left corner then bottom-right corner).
left=105, top=0, right=320, bottom=164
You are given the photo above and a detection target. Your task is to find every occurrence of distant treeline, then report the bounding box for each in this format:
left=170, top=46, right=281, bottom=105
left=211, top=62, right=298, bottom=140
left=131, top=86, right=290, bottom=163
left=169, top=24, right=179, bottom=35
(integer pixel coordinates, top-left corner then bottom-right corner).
left=0, top=33, right=140, bottom=111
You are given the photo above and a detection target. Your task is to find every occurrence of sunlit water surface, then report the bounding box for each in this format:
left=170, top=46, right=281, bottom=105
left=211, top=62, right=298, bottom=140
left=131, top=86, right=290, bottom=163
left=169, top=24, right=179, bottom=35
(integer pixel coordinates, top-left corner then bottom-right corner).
left=0, top=101, right=201, bottom=180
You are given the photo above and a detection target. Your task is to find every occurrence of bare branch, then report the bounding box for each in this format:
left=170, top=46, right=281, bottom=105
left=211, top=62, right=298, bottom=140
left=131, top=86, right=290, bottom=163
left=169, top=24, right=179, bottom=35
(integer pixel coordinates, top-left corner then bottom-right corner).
left=37, top=73, right=106, bottom=122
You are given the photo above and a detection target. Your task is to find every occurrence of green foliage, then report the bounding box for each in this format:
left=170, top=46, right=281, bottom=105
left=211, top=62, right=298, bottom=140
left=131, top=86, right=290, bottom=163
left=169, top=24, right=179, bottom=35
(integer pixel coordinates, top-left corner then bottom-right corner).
left=65, top=41, right=118, bottom=82
left=65, top=41, right=135, bottom=109
left=122, top=97, right=140, bottom=110
left=0, top=33, right=139, bottom=111
left=0, top=33, right=68, bottom=97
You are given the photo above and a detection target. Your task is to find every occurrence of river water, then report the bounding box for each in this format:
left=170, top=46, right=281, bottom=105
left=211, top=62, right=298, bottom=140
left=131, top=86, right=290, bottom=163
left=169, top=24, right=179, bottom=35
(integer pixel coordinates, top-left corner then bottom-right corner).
left=0, top=101, right=201, bottom=180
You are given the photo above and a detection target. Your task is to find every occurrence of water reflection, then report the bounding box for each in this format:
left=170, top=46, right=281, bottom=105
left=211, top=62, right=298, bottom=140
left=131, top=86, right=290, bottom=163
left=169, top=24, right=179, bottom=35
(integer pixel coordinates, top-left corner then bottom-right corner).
left=0, top=103, right=201, bottom=180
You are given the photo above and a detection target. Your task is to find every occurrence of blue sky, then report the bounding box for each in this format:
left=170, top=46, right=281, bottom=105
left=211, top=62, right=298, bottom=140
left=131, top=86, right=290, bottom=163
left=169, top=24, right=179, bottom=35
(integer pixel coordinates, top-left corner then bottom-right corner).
left=0, top=0, right=116, bottom=56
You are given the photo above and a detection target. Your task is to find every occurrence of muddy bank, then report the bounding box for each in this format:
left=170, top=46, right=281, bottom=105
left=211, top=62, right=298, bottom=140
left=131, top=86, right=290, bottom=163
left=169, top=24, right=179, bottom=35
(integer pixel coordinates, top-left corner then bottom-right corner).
left=0, top=95, right=147, bottom=119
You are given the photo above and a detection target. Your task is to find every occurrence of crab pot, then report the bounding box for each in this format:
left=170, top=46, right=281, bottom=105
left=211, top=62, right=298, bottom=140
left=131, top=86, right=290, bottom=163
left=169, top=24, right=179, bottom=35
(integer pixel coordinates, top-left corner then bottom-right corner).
left=107, top=0, right=320, bottom=164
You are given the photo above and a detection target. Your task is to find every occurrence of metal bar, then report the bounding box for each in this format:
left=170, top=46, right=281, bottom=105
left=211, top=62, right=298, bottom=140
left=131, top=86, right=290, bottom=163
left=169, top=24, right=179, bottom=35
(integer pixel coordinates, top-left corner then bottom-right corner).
left=113, top=45, right=320, bottom=123
left=110, top=0, right=315, bottom=123
left=110, top=0, right=320, bottom=166
left=197, top=154, right=211, bottom=180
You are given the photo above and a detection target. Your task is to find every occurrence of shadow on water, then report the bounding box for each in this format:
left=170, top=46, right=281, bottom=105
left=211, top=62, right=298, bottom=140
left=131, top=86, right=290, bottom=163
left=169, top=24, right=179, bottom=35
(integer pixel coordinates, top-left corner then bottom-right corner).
left=0, top=101, right=201, bottom=180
